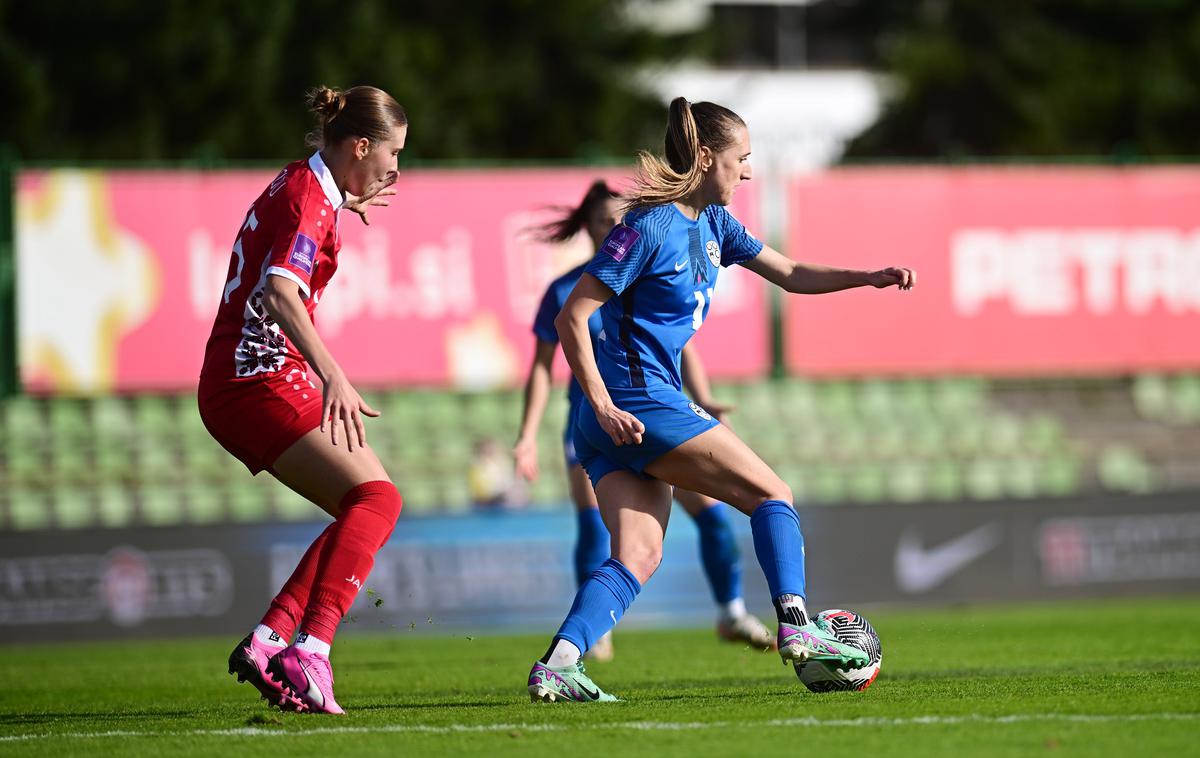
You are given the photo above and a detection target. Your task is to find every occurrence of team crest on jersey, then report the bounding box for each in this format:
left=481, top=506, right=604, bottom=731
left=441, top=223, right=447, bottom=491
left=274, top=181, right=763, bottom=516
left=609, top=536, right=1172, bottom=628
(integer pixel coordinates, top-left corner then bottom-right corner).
left=705, top=240, right=721, bottom=267
left=602, top=226, right=640, bottom=262
left=288, top=233, right=317, bottom=274
left=688, top=402, right=713, bottom=421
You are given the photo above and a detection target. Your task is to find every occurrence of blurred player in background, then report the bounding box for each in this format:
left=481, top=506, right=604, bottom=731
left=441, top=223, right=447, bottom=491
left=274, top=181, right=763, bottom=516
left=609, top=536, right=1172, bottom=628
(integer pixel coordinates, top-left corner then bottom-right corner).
left=198, top=85, right=406, bottom=715
left=527, top=98, right=915, bottom=702
left=514, top=180, right=774, bottom=662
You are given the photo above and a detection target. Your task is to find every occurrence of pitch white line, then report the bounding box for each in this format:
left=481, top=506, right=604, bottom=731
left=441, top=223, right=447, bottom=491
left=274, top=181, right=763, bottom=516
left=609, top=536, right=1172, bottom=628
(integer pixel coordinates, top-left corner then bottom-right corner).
left=1, top=713, right=1197, bottom=743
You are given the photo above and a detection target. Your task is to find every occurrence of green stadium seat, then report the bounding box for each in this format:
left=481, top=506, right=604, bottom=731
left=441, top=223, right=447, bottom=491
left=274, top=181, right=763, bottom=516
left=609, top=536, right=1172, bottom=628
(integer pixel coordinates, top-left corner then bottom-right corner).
left=95, top=438, right=136, bottom=479
left=1132, top=375, right=1171, bottom=421
left=186, top=486, right=226, bottom=523
left=274, top=488, right=317, bottom=521
left=926, top=461, right=964, bottom=501
left=814, top=380, right=856, bottom=422
left=96, top=485, right=136, bottom=527
left=9, top=489, right=51, bottom=530
left=227, top=482, right=272, bottom=522
left=50, top=440, right=93, bottom=484
left=3, top=396, right=47, bottom=450
left=139, top=485, right=186, bottom=526
left=963, top=459, right=1006, bottom=500
left=984, top=414, right=1024, bottom=456
left=91, top=396, right=134, bottom=440
left=1023, top=414, right=1065, bottom=456
left=133, top=396, right=178, bottom=442
left=1097, top=444, right=1154, bottom=494
left=846, top=463, right=888, bottom=503
left=4, top=438, right=47, bottom=486
left=138, top=440, right=180, bottom=484
left=1039, top=456, right=1082, bottom=497
left=49, top=400, right=92, bottom=443
left=932, top=377, right=987, bottom=418
left=807, top=466, right=847, bottom=504
left=1006, top=458, right=1040, bottom=499
left=52, top=487, right=94, bottom=529
left=1172, top=375, right=1200, bottom=424
left=889, top=461, right=928, bottom=503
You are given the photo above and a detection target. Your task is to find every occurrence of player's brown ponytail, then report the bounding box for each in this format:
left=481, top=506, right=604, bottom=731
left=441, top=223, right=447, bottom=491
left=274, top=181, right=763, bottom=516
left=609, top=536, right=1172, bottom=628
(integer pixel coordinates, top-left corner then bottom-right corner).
left=536, top=180, right=619, bottom=243
left=305, top=85, right=407, bottom=150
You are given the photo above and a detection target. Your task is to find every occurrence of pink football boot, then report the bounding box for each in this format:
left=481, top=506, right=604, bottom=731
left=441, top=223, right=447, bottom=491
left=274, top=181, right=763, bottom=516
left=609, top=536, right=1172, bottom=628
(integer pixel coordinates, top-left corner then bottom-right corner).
left=266, top=645, right=345, bottom=715
left=227, top=635, right=305, bottom=711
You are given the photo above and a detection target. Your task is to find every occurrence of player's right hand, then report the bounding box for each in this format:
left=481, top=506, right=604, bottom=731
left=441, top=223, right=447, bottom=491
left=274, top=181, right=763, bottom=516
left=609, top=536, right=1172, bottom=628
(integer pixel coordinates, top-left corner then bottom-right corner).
left=598, top=405, right=645, bottom=446
left=513, top=437, right=540, bottom=482
left=321, top=371, right=380, bottom=452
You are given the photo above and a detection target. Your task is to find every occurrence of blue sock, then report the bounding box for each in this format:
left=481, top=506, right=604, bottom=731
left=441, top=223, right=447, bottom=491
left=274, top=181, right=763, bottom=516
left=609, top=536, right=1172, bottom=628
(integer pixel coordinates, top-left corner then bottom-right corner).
left=750, top=500, right=806, bottom=600
left=694, top=504, right=742, bottom=605
left=553, top=558, right=641, bottom=654
left=574, top=508, right=610, bottom=587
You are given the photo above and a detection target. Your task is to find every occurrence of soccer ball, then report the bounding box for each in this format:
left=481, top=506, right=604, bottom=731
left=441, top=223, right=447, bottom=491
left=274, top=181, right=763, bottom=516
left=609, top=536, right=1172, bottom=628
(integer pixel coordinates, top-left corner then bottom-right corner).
left=794, top=609, right=882, bottom=692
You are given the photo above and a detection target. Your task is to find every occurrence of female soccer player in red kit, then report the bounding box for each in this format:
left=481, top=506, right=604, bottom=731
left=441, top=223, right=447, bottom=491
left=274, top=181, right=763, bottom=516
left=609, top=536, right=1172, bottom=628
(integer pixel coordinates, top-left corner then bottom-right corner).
left=199, top=85, right=407, bottom=715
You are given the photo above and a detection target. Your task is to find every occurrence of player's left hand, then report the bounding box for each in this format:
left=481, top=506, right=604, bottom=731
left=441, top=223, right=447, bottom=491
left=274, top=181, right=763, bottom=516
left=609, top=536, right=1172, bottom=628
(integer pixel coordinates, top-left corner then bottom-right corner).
left=867, top=267, right=916, bottom=291
left=342, top=170, right=399, bottom=226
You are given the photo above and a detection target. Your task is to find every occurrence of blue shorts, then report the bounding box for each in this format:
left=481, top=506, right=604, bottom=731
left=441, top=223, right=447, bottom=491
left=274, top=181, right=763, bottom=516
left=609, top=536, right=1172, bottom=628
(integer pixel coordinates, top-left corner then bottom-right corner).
left=571, top=384, right=720, bottom=486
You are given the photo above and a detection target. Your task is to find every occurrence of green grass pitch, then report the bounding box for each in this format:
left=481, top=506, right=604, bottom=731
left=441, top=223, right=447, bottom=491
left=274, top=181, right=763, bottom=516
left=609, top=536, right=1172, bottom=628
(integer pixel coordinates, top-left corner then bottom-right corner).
left=1, top=597, right=1198, bottom=757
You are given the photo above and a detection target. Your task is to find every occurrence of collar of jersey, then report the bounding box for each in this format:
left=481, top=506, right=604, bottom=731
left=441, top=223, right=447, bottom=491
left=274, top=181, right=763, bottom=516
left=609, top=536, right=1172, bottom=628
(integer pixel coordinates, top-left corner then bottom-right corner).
left=668, top=202, right=703, bottom=225
left=307, top=151, right=346, bottom=209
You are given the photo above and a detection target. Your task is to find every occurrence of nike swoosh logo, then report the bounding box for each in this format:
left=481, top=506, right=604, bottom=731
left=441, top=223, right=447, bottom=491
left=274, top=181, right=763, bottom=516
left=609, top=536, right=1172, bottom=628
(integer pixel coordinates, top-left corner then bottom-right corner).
left=579, top=682, right=601, bottom=700
left=301, top=663, right=325, bottom=708
left=895, top=523, right=1002, bottom=593
left=674, top=259, right=688, bottom=271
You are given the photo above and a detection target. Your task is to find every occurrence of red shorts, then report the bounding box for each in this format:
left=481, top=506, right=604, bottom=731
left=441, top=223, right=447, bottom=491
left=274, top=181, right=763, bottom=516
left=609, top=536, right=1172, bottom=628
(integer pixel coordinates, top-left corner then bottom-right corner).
left=198, top=365, right=322, bottom=474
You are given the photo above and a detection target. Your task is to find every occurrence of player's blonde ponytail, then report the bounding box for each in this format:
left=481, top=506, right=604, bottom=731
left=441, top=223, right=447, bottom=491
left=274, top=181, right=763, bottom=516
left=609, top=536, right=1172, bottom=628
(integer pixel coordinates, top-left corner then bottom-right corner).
left=621, top=98, right=745, bottom=214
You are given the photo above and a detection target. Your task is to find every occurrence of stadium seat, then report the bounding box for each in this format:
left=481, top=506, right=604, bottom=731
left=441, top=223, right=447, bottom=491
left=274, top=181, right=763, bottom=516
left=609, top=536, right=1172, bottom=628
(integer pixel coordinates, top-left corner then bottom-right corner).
left=1097, top=444, right=1155, bottom=494
left=96, top=485, right=136, bottom=527
left=139, top=485, right=186, bottom=526
left=52, top=487, right=94, bottom=529
left=8, top=489, right=51, bottom=530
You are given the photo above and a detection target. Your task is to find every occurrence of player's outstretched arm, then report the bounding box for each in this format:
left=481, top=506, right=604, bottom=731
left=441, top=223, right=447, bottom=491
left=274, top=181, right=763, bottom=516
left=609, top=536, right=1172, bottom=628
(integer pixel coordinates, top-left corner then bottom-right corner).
left=555, top=274, right=645, bottom=447
left=261, top=275, right=379, bottom=450
left=741, top=246, right=915, bottom=294
left=513, top=339, right=557, bottom=481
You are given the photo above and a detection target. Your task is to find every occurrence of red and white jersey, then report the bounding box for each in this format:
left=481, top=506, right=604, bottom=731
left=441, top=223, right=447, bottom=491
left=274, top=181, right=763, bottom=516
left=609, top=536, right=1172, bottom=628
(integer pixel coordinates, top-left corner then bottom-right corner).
left=201, top=152, right=343, bottom=382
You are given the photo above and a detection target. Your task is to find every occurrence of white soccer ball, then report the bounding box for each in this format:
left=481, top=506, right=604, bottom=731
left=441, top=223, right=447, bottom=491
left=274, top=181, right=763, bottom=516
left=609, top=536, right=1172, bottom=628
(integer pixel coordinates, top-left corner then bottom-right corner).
left=794, top=609, right=883, bottom=692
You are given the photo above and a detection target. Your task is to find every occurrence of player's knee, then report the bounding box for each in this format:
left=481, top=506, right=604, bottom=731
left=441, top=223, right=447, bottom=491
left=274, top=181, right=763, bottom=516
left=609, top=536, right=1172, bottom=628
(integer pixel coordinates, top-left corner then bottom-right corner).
left=753, top=476, right=793, bottom=508
left=616, top=539, right=663, bottom=584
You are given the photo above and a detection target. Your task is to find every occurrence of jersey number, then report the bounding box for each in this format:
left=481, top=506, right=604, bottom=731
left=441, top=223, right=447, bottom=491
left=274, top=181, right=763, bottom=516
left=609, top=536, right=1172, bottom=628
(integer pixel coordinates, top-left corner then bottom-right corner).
left=222, top=210, right=259, bottom=303
left=692, top=287, right=714, bottom=330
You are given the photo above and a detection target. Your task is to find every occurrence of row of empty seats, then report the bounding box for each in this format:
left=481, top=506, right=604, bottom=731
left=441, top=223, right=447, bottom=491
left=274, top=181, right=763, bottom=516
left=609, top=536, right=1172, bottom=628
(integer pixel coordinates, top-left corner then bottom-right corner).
left=1, top=376, right=1196, bottom=529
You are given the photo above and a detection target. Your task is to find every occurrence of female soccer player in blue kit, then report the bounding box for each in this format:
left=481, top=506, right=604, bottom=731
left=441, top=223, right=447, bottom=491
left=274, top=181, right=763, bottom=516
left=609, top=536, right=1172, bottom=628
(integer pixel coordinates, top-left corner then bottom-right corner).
left=526, top=98, right=915, bottom=702
left=514, top=180, right=774, bottom=663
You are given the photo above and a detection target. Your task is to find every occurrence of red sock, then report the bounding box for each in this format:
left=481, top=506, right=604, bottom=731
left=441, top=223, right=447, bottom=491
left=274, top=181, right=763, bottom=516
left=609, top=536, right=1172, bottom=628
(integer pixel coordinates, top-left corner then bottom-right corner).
left=259, top=522, right=338, bottom=640
left=299, top=481, right=402, bottom=644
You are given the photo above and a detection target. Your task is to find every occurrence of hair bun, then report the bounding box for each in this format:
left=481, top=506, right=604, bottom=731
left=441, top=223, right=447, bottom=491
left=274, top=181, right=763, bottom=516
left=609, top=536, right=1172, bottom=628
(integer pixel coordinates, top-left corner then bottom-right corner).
left=307, top=86, right=346, bottom=120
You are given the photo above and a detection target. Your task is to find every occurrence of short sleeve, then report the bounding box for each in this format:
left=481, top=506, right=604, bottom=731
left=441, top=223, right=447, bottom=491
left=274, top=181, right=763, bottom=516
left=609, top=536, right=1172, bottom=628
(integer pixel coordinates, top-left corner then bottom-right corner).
left=584, top=223, right=654, bottom=296
left=265, top=191, right=326, bottom=299
left=712, top=206, right=763, bottom=267
left=531, top=284, right=561, bottom=344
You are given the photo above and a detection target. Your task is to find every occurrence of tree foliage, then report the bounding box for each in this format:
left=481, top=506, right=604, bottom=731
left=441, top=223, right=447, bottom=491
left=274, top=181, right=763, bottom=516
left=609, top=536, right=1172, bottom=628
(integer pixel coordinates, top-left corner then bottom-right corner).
left=0, top=0, right=692, bottom=162
left=845, top=0, right=1200, bottom=160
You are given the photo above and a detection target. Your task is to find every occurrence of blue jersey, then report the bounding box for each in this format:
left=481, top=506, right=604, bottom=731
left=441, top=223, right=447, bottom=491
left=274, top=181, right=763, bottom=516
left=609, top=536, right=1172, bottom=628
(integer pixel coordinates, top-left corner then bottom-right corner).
left=531, top=263, right=604, bottom=408
left=584, top=204, right=763, bottom=391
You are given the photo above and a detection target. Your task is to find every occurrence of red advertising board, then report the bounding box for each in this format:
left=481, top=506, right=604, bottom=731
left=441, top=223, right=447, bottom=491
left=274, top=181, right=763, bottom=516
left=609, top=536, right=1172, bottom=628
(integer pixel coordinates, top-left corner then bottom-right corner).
left=16, top=166, right=765, bottom=393
left=785, top=167, right=1200, bottom=375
